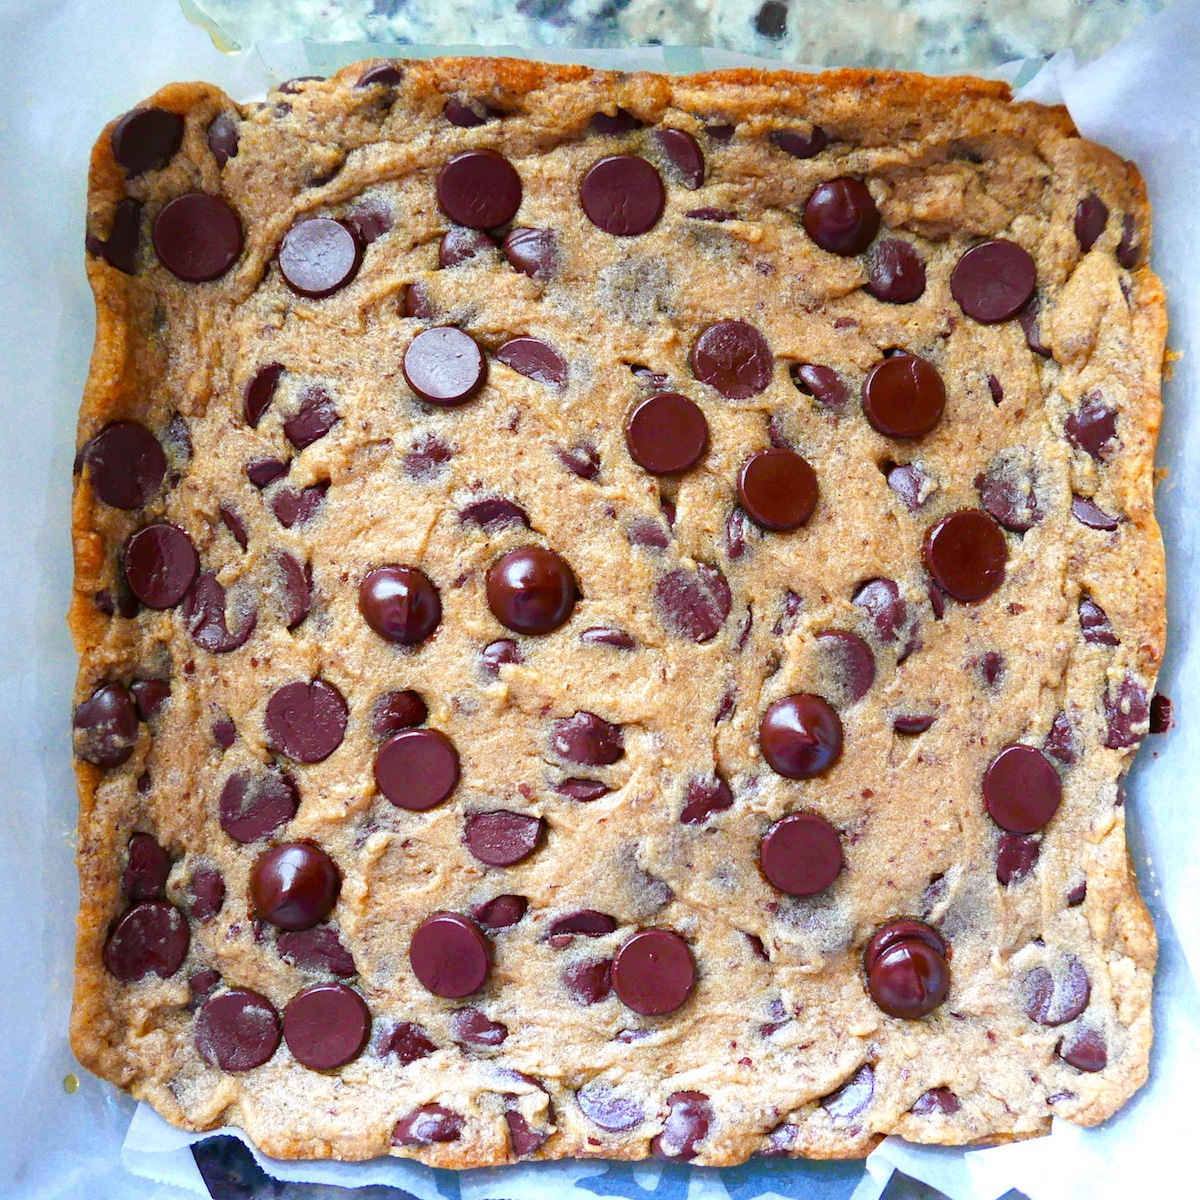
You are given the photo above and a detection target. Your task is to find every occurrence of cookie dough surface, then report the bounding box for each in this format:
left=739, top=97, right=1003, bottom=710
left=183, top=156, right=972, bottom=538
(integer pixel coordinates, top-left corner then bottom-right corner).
left=71, top=59, right=1164, bottom=1166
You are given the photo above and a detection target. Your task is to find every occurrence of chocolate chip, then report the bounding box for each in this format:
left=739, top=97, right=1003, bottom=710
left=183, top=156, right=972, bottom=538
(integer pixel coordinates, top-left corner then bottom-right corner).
left=122, top=522, right=198, bottom=608
left=656, top=128, right=704, bottom=188
left=496, top=337, right=568, bottom=387
left=725, top=507, right=752, bottom=561
left=769, top=125, right=826, bottom=157
left=1117, top=214, right=1139, bottom=268
left=864, top=921, right=951, bottom=1019
left=189, top=970, right=221, bottom=1003
left=344, top=203, right=391, bottom=245
left=951, top=239, right=1037, bottom=323
left=760, top=1123, right=798, bottom=1156
left=822, top=1064, right=876, bottom=1120
left=792, top=363, right=848, bottom=407
left=278, top=76, right=322, bottom=93
left=82, top=422, right=166, bottom=510
left=984, top=744, right=1062, bottom=833
left=464, top=811, right=545, bottom=867
left=382, top=1021, right=436, bottom=1064
left=284, top=385, right=339, bottom=450
left=591, top=108, right=643, bottom=134
left=552, top=712, right=623, bottom=766
left=976, top=449, right=1042, bottom=532
left=580, top=155, right=665, bottom=236
left=487, top=546, right=579, bottom=635
left=264, top=680, right=347, bottom=764
left=195, top=989, right=280, bottom=1071
left=737, top=448, right=818, bottom=531
left=439, top=225, right=495, bottom=268
left=393, top=1105, right=463, bottom=1145
left=580, top=1081, right=646, bottom=1132
left=996, top=833, right=1040, bottom=885
left=409, top=912, right=490, bottom=997
left=1021, top=957, right=1091, bottom=1026
left=1072, top=494, right=1121, bottom=531
left=277, top=925, right=355, bottom=977
left=657, top=563, right=731, bottom=642
left=212, top=716, right=236, bottom=748
left=403, top=326, right=486, bottom=405
left=557, top=444, right=600, bottom=479
left=404, top=434, right=452, bottom=480
left=893, top=714, right=935, bottom=735
left=691, top=320, right=772, bottom=399
left=73, top=683, right=139, bottom=767
left=502, top=227, right=555, bottom=278
left=885, top=461, right=932, bottom=511
left=359, top=565, right=441, bottom=645
left=372, top=691, right=427, bottom=738
left=862, top=354, right=945, bottom=438
left=612, top=929, right=695, bottom=1015
left=152, top=193, right=242, bottom=282
left=803, top=178, right=880, bottom=256
left=375, top=729, right=460, bottom=810
left=1065, top=393, right=1117, bottom=459
left=272, top=482, right=327, bottom=527
left=1058, top=1027, right=1107, bottom=1072
left=685, top=207, right=735, bottom=221
left=129, top=678, right=169, bottom=722
left=452, top=1007, right=508, bottom=1046
left=183, top=572, right=257, bottom=652
left=1019, top=295, right=1052, bottom=357
left=760, top=812, right=842, bottom=896
left=1067, top=881, right=1088, bottom=907
left=103, top=900, right=189, bottom=981
left=625, top=393, right=709, bottom=474
left=981, top=651, right=1005, bottom=687
left=88, top=198, right=142, bottom=274
left=549, top=911, right=617, bottom=942
left=250, top=841, right=340, bottom=931
left=354, top=60, right=402, bottom=87
left=867, top=240, right=926, bottom=303
left=218, top=768, right=299, bottom=843
left=219, top=505, right=248, bottom=550
left=278, top=217, right=360, bottom=298
left=1079, top=595, right=1118, bottom=645
left=910, top=1087, right=960, bottom=1116
left=1150, top=693, right=1173, bottom=734
left=205, top=113, right=240, bottom=167
left=679, top=776, right=733, bottom=825
left=272, top=552, right=310, bottom=631
left=759, top=694, right=842, bottom=779
left=284, top=983, right=370, bottom=1070
left=437, top=149, right=522, bottom=229
left=652, top=1091, right=712, bottom=1161
left=188, top=867, right=225, bottom=922
left=244, top=364, right=284, bottom=428
left=628, top=519, right=669, bottom=549
left=111, top=107, right=184, bottom=175
left=123, top=833, right=170, bottom=902
left=555, top=778, right=611, bottom=802
left=815, top=631, right=876, bottom=705
left=988, top=374, right=1004, bottom=404
left=923, top=509, right=1007, bottom=602
left=471, top=895, right=528, bottom=929
left=1104, top=674, right=1149, bottom=749
left=1074, top=195, right=1109, bottom=252
left=852, top=578, right=907, bottom=646
left=404, top=282, right=432, bottom=319
left=705, top=123, right=735, bottom=142
left=480, top=638, right=522, bottom=677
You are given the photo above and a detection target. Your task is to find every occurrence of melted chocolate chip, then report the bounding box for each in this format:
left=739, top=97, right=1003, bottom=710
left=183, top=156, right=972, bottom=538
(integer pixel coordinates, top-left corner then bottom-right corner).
left=503, top=227, right=556, bottom=278
left=1021, top=957, right=1091, bottom=1026
left=437, top=149, right=522, bottom=229
left=183, top=572, right=257, bottom=652
left=264, top=680, right=347, bottom=763
left=656, top=128, right=705, bottom=188
left=471, top=894, right=528, bottom=929
left=487, top=547, right=579, bottom=635
left=152, top=193, right=242, bottom=282
left=393, top=1105, right=463, bottom=1145
left=277, top=925, right=356, bottom=977
left=951, top=239, right=1037, bottom=323
left=496, top=337, right=568, bottom=387
left=103, top=901, right=189, bottom=981
left=284, top=983, right=370, bottom=1069
left=551, top=712, right=623, bottom=766
left=652, top=1091, right=712, bottom=1161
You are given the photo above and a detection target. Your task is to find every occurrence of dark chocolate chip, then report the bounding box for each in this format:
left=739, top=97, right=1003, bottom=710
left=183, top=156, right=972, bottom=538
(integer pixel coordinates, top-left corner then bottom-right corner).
left=822, top=1064, right=876, bottom=1120
left=123, top=833, right=171, bottom=901
left=88, top=198, right=143, bottom=274
left=439, top=225, right=495, bottom=268
left=656, top=128, right=704, bottom=188
left=452, top=1007, right=508, bottom=1046
left=656, top=563, right=731, bottom=642
left=277, top=925, right=356, bottom=977
left=404, top=433, right=452, bottom=479
left=73, top=683, right=139, bottom=767
left=152, top=193, right=242, bottom=282
left=691, top=320, right=772, bottom=398
left=123, top=522, right=198, bottom=608
left=984, top=744, right=1062, bottom=833
left=375, top=729, right=460, bottom=810
left=864, top=922, right=950, bottom=1019
left=628, top=519, right=669, bottom=549
left=951, top=239, right=1037, bottom=323
left=862, top=354, right=945, bottom=438
left=737, top=448, right=818, bottom=531
left=1074, top=194, right=1109, bottom=252
left=409, top=912, right=490, bottom=998
left=803, top=178, right=880, bottom=256
left=578, top=1081, right=643, bottom=1130
left=611, top=929, right=695, bottom=1015
left=580, top=155, right=665, bottom=236
left=725, top=507, right=751, bottom=561
left=218, top=768, right=299, bottom=843
left=557, top=444, right=600, bottom=479
left=372, top=690, right=428, bottom=738
left=759, top=694, right=843, bottom=779
left=284, top=385, right=339, bottom=450
left=443, top=97, right=489, bottom=127
left=130, top=678, right=170, bottom=721
left=183, top=571, right=257, bottom=653
left=1150, top=693, right=1173, bottom=734
left=437, top=149, right=522, bottom=229
left=591, top=108, right=643, bottom=134
left=271, top=482, right=327, bottom=528
left=760, top=812, right=842, bottom=896
left=1104, top=674, right=1149, bottom=749
left=250, top=841, right=339, bottom=931
left=1079, top=595, right=1118, bottom=645
left=471, top=894, right=528, bottom=929
left=480, top=638, right=522, bottom=677
left=679, top=776, right=733, bottom=825
left=284, top=983, right=370, bottom=1070
left=275, top=552, right=311, bottom=630
left=188, top=867, right=225, bottom=922
left=910, top=1087, right=960, bottom=1116
left=1117, top=214, right=1139, bottom=268
left=580, top=627, right=635, bottom=652
left=83, top=422, right=166, bottom=510
left=893, top=714, right=936, bottom=735
left=357, top=61, right=402, bottom=86
left=549, top=910, right=618, bottom=942
left=496, top=337, right=568, bottom=387
left=393, top=1105, right=463, bottom=1145
left=555, top=778, right=611, bottom=802
left=815, top=631, right=876, bottom=705
left=564, top=959, right=613, bottom=1005
left=264, top=680, right=347, bottom=765
left=103, top=900, right=189, bottom=981
left=996, top=833, right=1040, bottom=885
left=1058, top=1027, right=1107, bottom=1072
left=1065, top=393, right=1117, bottom=459
left=111, top=108, right=184, bottom=176
left=853, top=577, right=908, bottom=643
left=792, top=363, right=848, bottom=408
left=219, top=505, right=248, bottom=550
left=464, top=811, right=545, bottom=867
left=652, top=1091, right=711, bottom=1161
left=403, top=326, right=486, bottom=405
left=244, top=363, right=284, bottom=428
left=1072, top=494, right=1122, bottom=531
left=1021, top=957, right=1091, bottom=1026
left=195, top=989, right=280, bottom=1071
left=885, top=461, right=932, bottom=511
left=1019, top=295, right=1052, bottom=357
left=705, top=123, right=735, bottom=142
left=625, top=393, right=708, bottom=474
left=976, top=450, right=1042, bottom=533
left=988, top=374, right=1004, bottom=404
left=344, top=203, right=391, bottom=245
left=923, top=509, right=1007, bottom=602
left=279, top=218, right=360, bottom=298
left=769, top=125, right=826, bottom=157
left=206, top=113, right=240, bottom=166
left=359, top=565, right=441, bottom=644
left=487, top=546, right=579, bottom=635
left=404, top=282, right=433, bottom=319
left=867, top=239, right=926, bottom=303
left=551, top=711, right=623, bottom=766
left=502, top=226, right=555, bottom=278
left=382, top=1022, right=436, bottom=1064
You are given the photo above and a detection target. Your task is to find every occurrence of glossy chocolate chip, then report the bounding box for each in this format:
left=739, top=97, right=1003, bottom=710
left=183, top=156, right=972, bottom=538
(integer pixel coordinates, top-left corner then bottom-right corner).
left=691, top=320, right=772, bottom=399
left=1072, top=495, right=1121, bottom=531
left=359, top=565, right=441, bottom=645
left=1019, top=296, right=1052, bottom=357
left=271, top=552, right=309, bottom=631
left=1065, top=394, right=1117, bottom=459
left=1079, top=595, right=1118, bottom=645
left=206, top=113, right=240, bottom=166
left=1104, top=674, right=1149, bottom=749
left=1058, top=1027, right=1107, bottom=1072
left=124, top=833, right=170, bottom=901
left=864, top=921, right=951, bottom=1019
left=803, top=178, right=880, bottom=256
left=265, top=680, right=347, bottom=764
left=581, top=626, right=635, bottom=651
left=251, top=842, right=340, bottom=931
left=862, top=354, right=945, bottom=438
left=83, top=422, right=166, bottom=510
left=73, top=683, right=139, bottom=767
left=464, top=811, right=545, bottom=867
left=557, top=444, right=600, bottom=479
left=375, top=728, right=460, bottom=810
left=451, top=1007, right=508, bottom=1046
left=815, top=631, right=876, bottom=705
left=122, top=522, right=198, bottom=608
left=153, top=194, right=242, bottom=282
left=103, top=900, right=189, bottom=981
left=471, top=894, right=528, bottom=929
left=383, top=1021, right=436, bottom=1064
left=403, top=326, right=486, bottom=405
left=555, top=778, right=611, bottom=802
left=551, top=711, right=624, bottom=767
left=393, top=1105, right=463, bottom=1145
left=1022, top=957, right=1091, bottom=1026
left=679, top=776, right=733, bottom=825
left=372, top=691, right=428, bottom=738
left=894, top=714, right=936, bottom=735
left=1044, top=711, right=1076, bottom=766
left=612, top=929, right=695, bottom=1015
left=443, top=97, right=489, bottom=126
left=737, top=448, right=818, bottom=531
left=1150, top=692, right=1174, bottom=734
left=591, top=108, right=643, bottom=134
left=404, top=282, right=433, bottom=319
left=564, top=959, right=613, bottom=1005
left=278, top=218, right=360, bottom=298
left=129, top=678, right=169, bottom=724
left=770, top=125, right=826, bottom=157
left=725, top=508, right=751, bottom=561
left=111, top=108, right=184, bottom=175
left=480, top=638, right=522, bottom=677
left=792, top=363, right=848, bottom=408
left=496, top=337, right=568, bottom=387
left=284, top=386, right=339, bottom=450
left=244, top=363, right=284, bottom=428
left=867, top=240, right=926, bottom=303
left=549, top=911, right=617, bottom=943
left=657, top=564, right=731, bottom=642
left=976, top=450, right=1042, bottom=533
left=188, top=867, right=225, bottom=922
left=277, top=925, right=355, bottom=977
left=759, top=1123, right=798, bottom=1157
left=1117, top=214, right=1139, bottom=268
left=487, top=546, right=578, bottom=635
left=439, top=225, right=495, bottom=268
left=984, top=744, right=1062, bottom=833
left=88, top=197, right=142, bottom=274
left=195, top=989, right=280, bottom=1071
left=219, top=505, right=248, bottom=550
left=218, top=768, right=299, bottom=844
left=759, top=812, right=842, bottom=896
left=951, top=239, right=1037, bottom=323
left=923, top=509, right=1007, bottom=602
left=759, top=694, right=842, bottom=779
left=656, top=128, right=704, bottom=188
left=652, top=1091, right=712, bottom=1161
left=284, top=984, right=370, bottom=1070
left=1074, top=195, right=1109, bottom=252
left=409, top=912, right=490, bottom=997
left=625, top=393, right=708, bottom=474
left=580, top=155, right=664, bottom=236
left=502, top=226, right=555, bottom=278
left=822, top=1064, right=875, bottom=1121
left=996, top=833, right=1040, bottom=885
left=437, top=149, right=522, bottom=229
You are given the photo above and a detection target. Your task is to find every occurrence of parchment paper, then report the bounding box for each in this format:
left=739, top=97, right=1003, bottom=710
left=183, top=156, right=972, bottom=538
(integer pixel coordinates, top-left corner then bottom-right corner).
left=1, top=1, right=1196, bottom=1196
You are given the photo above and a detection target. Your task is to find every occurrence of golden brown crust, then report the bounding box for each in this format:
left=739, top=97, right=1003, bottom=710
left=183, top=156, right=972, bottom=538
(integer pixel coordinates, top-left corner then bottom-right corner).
left=72, top=57, right=1164, bottom=1166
